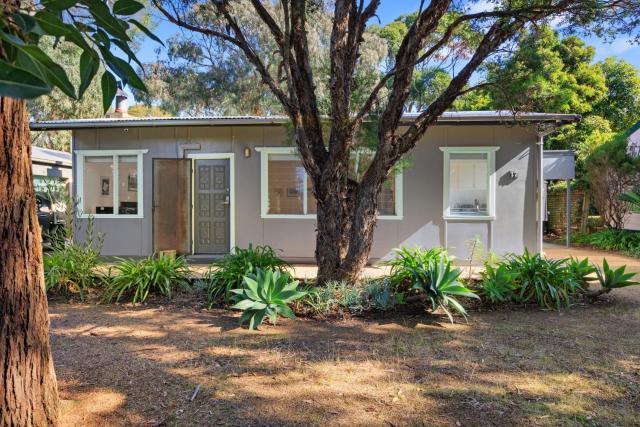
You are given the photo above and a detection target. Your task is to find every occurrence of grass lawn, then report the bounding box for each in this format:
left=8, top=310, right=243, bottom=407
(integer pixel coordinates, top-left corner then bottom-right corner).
left=50, top=280, right=640, bottom=426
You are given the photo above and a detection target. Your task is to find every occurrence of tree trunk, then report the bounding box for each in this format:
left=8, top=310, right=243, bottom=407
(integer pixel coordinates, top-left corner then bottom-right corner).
left=0, top=97, right=59, bottom=425
left=315, top=166, right=382, bottom=285
left=579, top=191, right=590, bottom=233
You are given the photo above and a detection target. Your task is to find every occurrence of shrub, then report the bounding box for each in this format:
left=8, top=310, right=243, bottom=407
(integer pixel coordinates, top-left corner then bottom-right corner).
left=304, top=278, right=405, bottom=315
left=104, top=254, right=191, bottom=303
left=591, top=258, right=640, bottom=296
left=385, top=246, right=451, bottom=289
left=571, top=229, right=640, bottom=257
left=361, top=278, right=404, bottom=311
left=205, top=245, right=290, bottom=304
left=586, top=131, right=640, bottom=229
left=408, top=255, right=478, bottom=323
left=230, top=268, right=307, bottom=330
left=303, top=280, right=364, bottom=314
left=566, top=257, right=596, bottom=287
left=44, top=214, right=104, bottom=300
left=505, top=250, right=579, bottom=310
left=479, top=264, right=518, bottom=304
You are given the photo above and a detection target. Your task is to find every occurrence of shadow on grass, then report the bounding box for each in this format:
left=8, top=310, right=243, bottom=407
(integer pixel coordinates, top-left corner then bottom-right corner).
left=48, top=297, right=640, bottom=426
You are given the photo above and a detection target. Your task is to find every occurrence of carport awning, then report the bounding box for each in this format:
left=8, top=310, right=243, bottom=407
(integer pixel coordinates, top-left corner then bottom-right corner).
left=543, top=150, right=575, bottom=180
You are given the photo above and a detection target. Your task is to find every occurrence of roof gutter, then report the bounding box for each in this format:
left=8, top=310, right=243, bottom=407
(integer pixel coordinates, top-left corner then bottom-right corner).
left=29, top=113, right=581, bottom=131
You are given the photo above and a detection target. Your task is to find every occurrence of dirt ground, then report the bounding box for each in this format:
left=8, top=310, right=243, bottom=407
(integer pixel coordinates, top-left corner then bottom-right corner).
left=50, top=246, right=640, bottom=426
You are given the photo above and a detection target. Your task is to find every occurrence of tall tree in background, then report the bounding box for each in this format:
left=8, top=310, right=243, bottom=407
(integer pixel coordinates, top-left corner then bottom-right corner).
left=0, top=1, right=156, bottom=423
left=137, top=3, right=387, bottom=115
left=150, top=0, right=639, bottom=283
left=484, top=24, right=640, bottom=174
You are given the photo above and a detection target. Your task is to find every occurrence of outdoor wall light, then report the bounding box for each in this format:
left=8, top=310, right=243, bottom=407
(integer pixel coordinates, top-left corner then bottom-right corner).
left=244, top=147, right=252, bottom=158
left=509, top=171, right=518, bottom=179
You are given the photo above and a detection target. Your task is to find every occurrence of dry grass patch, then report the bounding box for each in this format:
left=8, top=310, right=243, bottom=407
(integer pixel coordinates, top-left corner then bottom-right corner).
left=50, top=292, right=640, bottom=426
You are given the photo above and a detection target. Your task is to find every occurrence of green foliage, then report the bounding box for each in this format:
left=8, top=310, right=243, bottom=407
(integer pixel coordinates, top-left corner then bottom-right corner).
left=505, top=250, right=579, bottom=310
left=566, top=257, right=597, bottom=287
left=43, top=219, right=103, bottom=300
left=361, top=278, right=405, bottom=311
left=595, top=259, right=640, bottom=293
left=408, top=255, right=479, bottom=323
left=204, top=245, right=290, bottom=304
left=620, top=190, right=640, bottom=212
left=104, top=254, right=191, bottom=303
left=304, top=278, right=404, bottom=315
left=487, top=26, right=606, bottom=115
left=44, top=191, right=103, bottom=300
left=385, top=246, right=451, bottom=289
left=594, top=58, right=640, bottom=132
left=572, top=229, right=640, bottom=257
left=28, top=38, right=104, bottom=151
left=0, top=0, right=159, bottom=108
left=479, top=264, right=518, bottom=304
left=230, top=268, right=306, bottom=330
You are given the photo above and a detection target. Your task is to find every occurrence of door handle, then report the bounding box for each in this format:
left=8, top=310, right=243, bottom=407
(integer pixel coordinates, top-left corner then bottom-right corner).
left=222, top=195, right=230, bottom=205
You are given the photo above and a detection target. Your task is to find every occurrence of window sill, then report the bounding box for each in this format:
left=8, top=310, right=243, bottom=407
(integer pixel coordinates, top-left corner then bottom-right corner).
left=443, top=215, right=495, bottom=221
left=261, top=214, right=403, bottom=220
left=261, top=214, right=317, bottom=219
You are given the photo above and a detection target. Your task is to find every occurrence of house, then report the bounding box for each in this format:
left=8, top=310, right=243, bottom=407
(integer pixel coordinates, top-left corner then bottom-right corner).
left=31, top=146, right=72, bottom=192
left=30, top=111, right=579, bottom=262
left=624, top=121, right=640, bottom=230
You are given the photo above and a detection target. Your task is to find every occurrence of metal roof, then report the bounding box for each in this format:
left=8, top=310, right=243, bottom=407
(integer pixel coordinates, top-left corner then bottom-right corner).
left=29, top=111, right=580, bottom=130
left=31, top=146, right=72, bottom=167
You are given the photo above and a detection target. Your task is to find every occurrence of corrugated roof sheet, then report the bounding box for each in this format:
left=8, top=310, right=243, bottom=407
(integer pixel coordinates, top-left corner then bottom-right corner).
left=30, top=111, right=580, bottom=130
left=32, top=146, right=72, bottom=166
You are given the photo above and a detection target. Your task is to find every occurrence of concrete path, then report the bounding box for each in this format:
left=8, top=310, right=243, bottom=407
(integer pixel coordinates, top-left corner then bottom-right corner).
left=544, top=243, right=640, bottom=273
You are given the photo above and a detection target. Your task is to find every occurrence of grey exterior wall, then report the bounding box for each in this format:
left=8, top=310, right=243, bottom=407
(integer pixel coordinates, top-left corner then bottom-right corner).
left=72, top=123, right=540, bottom=261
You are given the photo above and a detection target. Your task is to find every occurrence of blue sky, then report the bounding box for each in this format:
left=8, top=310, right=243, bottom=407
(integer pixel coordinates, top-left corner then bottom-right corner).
left=136, top=1, right=640, bottom=79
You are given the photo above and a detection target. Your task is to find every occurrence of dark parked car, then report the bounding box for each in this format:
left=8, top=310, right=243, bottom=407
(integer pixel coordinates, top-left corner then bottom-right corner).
left=36, top=192, right=65, bottom=242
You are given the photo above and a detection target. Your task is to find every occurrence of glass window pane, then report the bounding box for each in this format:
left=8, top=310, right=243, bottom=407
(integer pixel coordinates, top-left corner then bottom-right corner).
left=83, top=156, right=114, bottom=215
left=118, top=155, right=138, bottom=215
left=349, top=151, right=397, bottom=216
left=449, top=152, right=488, bottom=216
left=379, top=173, right=396, bottom=215
left=307, top=176, right=317, bottom=215
left=268, top=154, right=304, bottom=214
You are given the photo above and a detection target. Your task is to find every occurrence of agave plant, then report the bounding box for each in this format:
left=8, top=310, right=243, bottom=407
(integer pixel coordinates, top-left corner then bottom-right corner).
left=408, top=255, right=478, bottom=323
left=591, top=259, right=639, bottom=296
left=205, top=244, right=290, bottom=305
left=230, top=268, right=307, bottom=330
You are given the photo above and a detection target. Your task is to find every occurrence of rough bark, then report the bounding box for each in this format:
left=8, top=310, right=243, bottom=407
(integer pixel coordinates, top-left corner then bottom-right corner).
left=152, top=0, right=583, bottom=284
left=0, top=97, right=59, bottom=426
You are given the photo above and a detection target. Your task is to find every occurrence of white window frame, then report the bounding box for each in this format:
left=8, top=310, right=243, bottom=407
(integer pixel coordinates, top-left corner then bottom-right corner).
left=75, top=149, right=148, bottom=219
left=440, top=146, right=499, bottom=221
left=257, top=147, right=403, bottom=220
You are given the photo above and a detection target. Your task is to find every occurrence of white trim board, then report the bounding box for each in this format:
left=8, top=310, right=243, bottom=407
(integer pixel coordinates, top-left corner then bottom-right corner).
left=187, top=153, right=236, bottom=254
left=74, top=149, right=148, bottom=219
left=257, top=146, right=403, bottom=220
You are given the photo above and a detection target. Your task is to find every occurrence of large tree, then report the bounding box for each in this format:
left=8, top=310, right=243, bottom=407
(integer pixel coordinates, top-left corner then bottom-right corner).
left=151, top=0, right=638, bottom=283
left=0, top=1, right=155, bottom=423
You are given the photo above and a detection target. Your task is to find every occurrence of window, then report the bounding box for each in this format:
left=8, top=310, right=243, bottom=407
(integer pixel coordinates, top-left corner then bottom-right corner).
left=258, top=147, right=402, bottom=219
left=75, top=150, right=147, bottom=218
left=440, top=147, right=498, bottom=219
